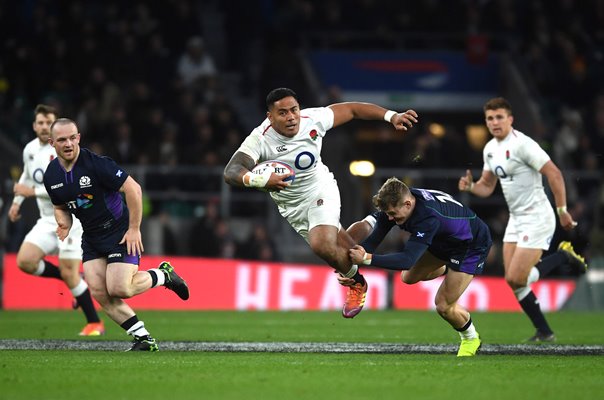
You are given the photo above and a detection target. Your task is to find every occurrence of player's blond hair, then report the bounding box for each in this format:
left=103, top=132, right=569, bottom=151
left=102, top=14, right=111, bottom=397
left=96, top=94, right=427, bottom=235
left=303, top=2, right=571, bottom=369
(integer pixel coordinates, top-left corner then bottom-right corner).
left=372, top=177, right=411, bottom=211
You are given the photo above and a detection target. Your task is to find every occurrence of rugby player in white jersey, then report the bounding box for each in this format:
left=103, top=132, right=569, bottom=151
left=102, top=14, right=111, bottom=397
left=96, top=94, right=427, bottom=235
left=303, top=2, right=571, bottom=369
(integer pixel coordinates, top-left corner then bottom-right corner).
left=224, top=88, right=418, bottom=318
left=458, top=97, right=587, bottom=342
left=8, top=104, right=104, bottom=336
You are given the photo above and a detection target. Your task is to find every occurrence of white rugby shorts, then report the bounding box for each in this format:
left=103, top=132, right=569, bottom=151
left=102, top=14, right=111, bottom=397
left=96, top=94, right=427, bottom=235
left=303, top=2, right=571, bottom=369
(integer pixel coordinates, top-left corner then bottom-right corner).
left=503, top=202, right=555, bottom=250
left=23, top=216, right=83, bottom=259
left=276, top=177, right=341, bottom=243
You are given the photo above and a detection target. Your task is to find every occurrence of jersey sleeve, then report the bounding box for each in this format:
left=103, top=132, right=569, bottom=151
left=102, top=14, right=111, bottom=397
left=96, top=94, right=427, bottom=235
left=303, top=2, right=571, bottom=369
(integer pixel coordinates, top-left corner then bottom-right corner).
left=482, top=141, right=493, bottom=173
left=371, top=241, right=429, bottom=270
left=42, top=163, right=61, bottom=205
left=93, top=154, right=129, bottom=190
left=518, top=135, right=551, bottom=171
left=236, top=129, right=262, bottom=163
left=13, top=148, right=34, bottom=205
left=360, top=212, right=395, bottom=252
left=305, top=107, right=334, bottom=137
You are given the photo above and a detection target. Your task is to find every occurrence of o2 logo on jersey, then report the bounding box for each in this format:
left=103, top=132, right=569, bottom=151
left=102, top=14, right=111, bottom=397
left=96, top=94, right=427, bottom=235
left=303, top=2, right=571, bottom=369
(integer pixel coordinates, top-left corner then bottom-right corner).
left=494, top=166, right=509, bottom=180
left=79, top=176, right=92, bottom=188
left=76, top=193, right=94, bottom=209
left=294, top=151, right=316, bottom=170
left=33, top=168, right=45, bottom=184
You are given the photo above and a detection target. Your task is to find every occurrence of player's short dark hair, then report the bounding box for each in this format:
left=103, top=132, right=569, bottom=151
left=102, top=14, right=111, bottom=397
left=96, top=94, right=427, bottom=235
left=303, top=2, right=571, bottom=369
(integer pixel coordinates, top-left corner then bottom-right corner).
left=50, top=118, right=78, bottom=135
left=483, top=97, right=512, bottom=115
left=34, top=104, right=57, bottom=120
left=266, top=88, right=298, bottom=110
left=372, top=177, right=411, bottom=211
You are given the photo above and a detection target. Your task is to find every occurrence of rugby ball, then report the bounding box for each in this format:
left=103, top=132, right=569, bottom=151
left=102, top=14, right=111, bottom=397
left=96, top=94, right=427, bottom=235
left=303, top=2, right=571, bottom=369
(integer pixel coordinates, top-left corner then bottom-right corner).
left=251, top=160, right=295, bottom=185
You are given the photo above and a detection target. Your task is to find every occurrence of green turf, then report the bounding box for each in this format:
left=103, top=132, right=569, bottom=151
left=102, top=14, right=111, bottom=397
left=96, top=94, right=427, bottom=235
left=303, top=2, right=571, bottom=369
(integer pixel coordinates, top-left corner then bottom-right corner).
left=1, top=309, right=603, bottom=344
left=0, top=310, right=603, bottom=400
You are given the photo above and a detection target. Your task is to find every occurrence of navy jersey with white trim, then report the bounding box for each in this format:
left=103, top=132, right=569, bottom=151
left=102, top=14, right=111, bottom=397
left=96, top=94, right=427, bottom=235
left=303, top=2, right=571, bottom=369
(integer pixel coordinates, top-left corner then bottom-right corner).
left=362, top=188, right=491, bottom=269
left=43, top=148, right=129, bottom=235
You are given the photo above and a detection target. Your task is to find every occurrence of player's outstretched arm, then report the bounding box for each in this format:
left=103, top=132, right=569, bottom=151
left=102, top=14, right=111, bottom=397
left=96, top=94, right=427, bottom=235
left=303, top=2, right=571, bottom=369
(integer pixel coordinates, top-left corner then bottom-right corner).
left=54, top=205, right=73, bottom=241
left=329, top=102, right=418, bottom=131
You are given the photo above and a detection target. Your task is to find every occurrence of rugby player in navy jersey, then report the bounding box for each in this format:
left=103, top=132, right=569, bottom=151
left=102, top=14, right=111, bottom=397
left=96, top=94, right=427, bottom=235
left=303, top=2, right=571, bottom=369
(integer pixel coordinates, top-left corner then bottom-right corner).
left=43, top=118, right=189, bottom=351
left=9, top=104, right=103, bottom=336
left=339, top=177, right=492, bottom=356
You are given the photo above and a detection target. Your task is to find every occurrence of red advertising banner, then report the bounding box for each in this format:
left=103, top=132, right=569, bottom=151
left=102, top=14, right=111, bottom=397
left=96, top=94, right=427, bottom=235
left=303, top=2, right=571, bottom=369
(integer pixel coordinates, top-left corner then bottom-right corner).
left=392, top=276, right=576, bottom=312
left=2, top=254, right=575, bottom=311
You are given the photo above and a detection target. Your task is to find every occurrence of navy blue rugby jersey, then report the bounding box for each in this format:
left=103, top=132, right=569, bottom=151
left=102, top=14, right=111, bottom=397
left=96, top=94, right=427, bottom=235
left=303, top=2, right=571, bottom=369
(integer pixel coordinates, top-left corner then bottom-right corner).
left=362, top=187, right=492, bottom=269
left=43, top=148, right=129, bottom=235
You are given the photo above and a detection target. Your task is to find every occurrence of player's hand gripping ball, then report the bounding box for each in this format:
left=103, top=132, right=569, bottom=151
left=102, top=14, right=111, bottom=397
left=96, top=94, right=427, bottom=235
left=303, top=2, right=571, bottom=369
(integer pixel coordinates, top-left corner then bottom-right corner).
left=251, top=160, right=295, bottom=191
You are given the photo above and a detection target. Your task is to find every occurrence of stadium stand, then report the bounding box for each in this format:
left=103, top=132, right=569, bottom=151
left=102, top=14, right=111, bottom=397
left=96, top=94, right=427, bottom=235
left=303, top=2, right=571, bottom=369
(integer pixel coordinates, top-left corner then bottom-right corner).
left=0, top=0, right=601, bottom=274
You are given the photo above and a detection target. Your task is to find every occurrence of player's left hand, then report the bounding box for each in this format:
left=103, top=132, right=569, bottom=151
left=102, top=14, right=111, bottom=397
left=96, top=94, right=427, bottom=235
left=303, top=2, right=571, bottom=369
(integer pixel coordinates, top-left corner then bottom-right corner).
left=120, top=228, right=144, bottom=256
left=264, top=173, right=292, bottom=192
left=391, top=109, right=419, bottom=131
left=56, top=224, right=71, bottom=241
left=559, top=211, right=578, bottom=231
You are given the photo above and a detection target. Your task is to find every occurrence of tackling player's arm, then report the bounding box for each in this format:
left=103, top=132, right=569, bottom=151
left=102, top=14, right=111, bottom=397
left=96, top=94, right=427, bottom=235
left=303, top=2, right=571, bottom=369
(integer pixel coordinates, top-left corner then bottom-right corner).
left=349, top=241, right=429, bottom=271
left=119, top=176, right=144, bottom=256
left=459, top=169, right=498, bottom=197
left=53, top=204, right=73, bottom=241
left=224, top=151, right=290, bottom=191
left=539, top=160, right=577, bottom=230
left=329, top=102, right=418, bottom=131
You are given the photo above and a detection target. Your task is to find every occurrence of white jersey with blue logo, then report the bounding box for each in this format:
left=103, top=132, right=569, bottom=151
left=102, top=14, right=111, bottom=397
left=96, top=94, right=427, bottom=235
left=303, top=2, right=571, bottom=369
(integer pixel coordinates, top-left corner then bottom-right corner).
left=15, top=137, right=83, bottom=257
left=14, top=138, right=58, bottom=219
left=237, top=107, right=336, bottom=206
left=482, top=129, right=551, bottom=214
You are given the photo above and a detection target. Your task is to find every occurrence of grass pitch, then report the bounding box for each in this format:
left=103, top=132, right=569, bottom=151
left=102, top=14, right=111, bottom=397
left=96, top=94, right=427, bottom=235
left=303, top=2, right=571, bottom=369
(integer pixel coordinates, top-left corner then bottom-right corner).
left=0, top=310, right=603, bottom=400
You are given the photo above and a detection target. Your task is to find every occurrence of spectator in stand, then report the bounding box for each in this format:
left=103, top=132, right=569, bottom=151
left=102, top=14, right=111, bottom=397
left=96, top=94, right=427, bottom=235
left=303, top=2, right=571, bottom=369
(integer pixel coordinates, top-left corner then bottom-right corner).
left=177, top=36, right=217, bottom=89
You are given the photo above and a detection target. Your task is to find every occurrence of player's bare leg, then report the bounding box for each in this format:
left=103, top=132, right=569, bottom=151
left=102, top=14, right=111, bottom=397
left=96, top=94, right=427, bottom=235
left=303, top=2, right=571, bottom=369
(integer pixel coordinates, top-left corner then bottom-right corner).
left=435, top=270, right=481, bottom=356
left=84, top=260, right=157, bottom=351
left=503, top=243, right=554, bottom=342
left=309, top=224, right=368, bottom=318
left=59, top=257, right=104, bottom=335
left=402, top=252, right=447, bottom=284
left=106, top=262, right=154, bottom=299
left=16, top=242, right=57, bottom=276
left=309, top=225, right=354, bottom=275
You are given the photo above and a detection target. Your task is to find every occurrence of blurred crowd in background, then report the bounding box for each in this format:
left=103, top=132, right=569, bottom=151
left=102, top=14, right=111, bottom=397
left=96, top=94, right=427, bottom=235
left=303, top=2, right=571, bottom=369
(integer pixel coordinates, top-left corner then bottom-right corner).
left=0, top=0, right=602, bottom=269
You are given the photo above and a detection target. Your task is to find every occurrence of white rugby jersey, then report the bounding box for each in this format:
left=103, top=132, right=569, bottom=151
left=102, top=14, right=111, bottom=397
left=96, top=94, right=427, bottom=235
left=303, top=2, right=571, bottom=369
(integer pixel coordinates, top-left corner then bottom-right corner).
left=482, top=129, right=551, bottom=214
left=237, top=107, right=336, bottom=205
left=13, top=138, right=57, bottom=219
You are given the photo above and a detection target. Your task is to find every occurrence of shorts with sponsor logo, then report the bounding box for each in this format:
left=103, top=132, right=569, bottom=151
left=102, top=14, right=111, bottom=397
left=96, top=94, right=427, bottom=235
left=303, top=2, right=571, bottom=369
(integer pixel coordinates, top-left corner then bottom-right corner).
left=448, top=245, right=490, bottom=275
left=504, top=204, right=555, bottom=250
left=23, top=216, right=83, bottom=259
left=82, top=227, right=140, bottom=265
left=277, top=177, right=341, bottom=243
left=431, top=222, right=492, bottom=275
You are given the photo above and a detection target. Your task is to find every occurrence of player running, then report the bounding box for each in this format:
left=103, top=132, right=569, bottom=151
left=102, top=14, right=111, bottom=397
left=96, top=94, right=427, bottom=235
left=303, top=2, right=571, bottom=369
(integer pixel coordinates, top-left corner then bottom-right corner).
left=8, top=104, right=103, bottom=336
left=44, top=118, right=189, bottom=351
left=224, top=87, right=419, bottom=318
